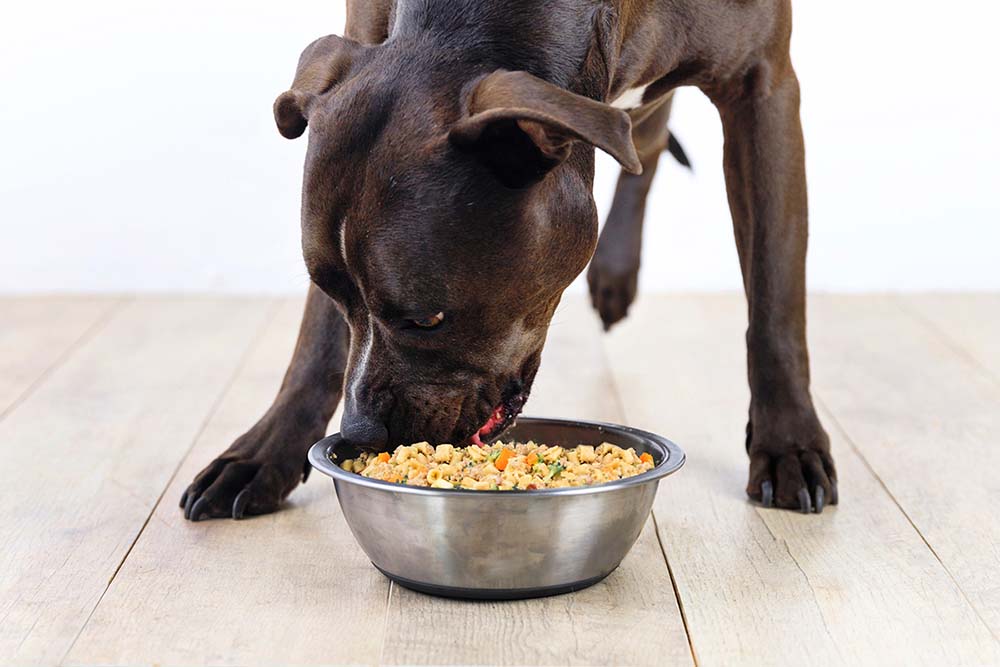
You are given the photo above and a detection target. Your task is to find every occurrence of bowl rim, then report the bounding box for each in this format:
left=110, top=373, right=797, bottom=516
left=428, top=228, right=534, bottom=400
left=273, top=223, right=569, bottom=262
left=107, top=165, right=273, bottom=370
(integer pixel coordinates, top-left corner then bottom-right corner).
left=307, top=416, right=685, bottom=497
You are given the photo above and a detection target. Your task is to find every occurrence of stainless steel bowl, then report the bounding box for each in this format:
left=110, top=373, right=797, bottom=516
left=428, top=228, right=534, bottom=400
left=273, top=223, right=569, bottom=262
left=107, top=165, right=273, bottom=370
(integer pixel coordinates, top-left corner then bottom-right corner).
left=308, top=417, right=685, bottom=599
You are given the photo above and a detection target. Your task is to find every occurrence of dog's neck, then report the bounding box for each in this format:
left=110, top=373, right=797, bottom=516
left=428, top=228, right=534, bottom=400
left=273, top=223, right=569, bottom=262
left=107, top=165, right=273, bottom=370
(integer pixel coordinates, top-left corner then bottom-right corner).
left=386, top=0, right=608, bottom=92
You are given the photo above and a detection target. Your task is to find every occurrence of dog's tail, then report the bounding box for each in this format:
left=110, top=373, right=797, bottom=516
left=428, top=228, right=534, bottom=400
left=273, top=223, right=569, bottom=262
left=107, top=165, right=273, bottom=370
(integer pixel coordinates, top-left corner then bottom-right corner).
left=666, top=132, right=692, bottom=170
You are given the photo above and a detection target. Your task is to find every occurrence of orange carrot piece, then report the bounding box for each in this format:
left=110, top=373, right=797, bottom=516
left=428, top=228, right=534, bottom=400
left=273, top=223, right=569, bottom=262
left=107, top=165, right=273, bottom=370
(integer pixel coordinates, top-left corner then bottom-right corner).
left=640, top=452, right=653, bottom=464
left=525, top=452, right=538, bottom=466
left=377, top=452, right=390, bottom=463
left=495, top=447, right=515, bottom=471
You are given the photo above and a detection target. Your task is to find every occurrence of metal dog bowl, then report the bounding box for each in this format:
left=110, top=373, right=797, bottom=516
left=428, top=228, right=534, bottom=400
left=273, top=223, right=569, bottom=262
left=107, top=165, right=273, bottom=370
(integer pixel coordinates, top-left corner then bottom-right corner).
left=308, top=417, right=685, bottom=600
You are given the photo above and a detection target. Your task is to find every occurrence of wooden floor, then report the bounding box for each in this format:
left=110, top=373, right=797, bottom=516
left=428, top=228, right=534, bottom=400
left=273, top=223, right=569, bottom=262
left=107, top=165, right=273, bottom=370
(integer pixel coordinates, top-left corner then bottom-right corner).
left=2, top=294, right=999, bottom=667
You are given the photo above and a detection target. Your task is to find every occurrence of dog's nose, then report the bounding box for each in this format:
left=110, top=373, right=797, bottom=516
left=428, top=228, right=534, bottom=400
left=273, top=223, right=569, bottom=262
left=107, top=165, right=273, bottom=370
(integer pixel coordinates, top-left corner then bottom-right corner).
left=340, top=411, right=389, bottom=451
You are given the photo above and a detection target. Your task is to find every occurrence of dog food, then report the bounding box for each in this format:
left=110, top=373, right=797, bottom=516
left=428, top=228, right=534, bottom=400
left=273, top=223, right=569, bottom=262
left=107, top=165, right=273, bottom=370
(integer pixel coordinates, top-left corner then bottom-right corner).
left=340, top=441, right=655, bottom=489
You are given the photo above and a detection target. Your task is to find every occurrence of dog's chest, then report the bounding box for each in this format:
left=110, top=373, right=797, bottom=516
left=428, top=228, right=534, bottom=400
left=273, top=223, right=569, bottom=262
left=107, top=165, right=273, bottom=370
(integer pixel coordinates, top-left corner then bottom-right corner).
left=610, top=84, right=650, bottom=110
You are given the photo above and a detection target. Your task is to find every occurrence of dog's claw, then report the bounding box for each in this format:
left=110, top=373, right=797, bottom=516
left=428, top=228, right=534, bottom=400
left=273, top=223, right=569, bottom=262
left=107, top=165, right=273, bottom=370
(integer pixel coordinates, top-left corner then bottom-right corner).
left=189, top=497, right=209, bottom=522
left=760, top=480, right=774, bottom=508
left=183, top=490, right=198, bottom=520
left=302, top=460, right=312, bottom=483
left=830, top=480, right=839, bottom=506
left=179, top=488, right=189, bottom=509
left=232, top=488, right=251, bottom=520
left=814, top=486, right=825, bottom=513
left=797, top=488, right=812, bottom=514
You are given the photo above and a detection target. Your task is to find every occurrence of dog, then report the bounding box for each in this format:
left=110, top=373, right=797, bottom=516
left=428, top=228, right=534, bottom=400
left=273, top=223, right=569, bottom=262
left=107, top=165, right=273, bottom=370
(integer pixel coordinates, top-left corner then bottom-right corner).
left=180, top=0, right=836, bottom=521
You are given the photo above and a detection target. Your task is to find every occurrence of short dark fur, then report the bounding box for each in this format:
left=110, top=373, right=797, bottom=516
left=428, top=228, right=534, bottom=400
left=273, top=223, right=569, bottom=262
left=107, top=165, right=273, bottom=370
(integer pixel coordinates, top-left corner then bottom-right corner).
left=181, top=0, right=836, bottom=521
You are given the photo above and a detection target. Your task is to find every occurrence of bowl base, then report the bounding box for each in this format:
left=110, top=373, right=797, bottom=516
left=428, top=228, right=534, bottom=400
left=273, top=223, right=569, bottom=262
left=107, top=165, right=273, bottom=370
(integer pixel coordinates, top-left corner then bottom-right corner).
left=374, top=564, right=616, bottom=600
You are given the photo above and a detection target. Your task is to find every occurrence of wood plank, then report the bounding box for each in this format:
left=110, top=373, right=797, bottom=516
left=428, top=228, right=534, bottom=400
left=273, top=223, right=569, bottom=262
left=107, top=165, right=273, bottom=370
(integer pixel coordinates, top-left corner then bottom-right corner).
left=379, top=297, right=694, bottom=667
left=66, top=298, right=389, bottom=667
left=603, top=294, right=1000, bottom=666
left=0, top=297, right=272, bottom=667
left=0, top=296, right=122, bottom=418
left=898, top=293, right=1000, bottom=382
left=809, top=294, right=1000, bottom=641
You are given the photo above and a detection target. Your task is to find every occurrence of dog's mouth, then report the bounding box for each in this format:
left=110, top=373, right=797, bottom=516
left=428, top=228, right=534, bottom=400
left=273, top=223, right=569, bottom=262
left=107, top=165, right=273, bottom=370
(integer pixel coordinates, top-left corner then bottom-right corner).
left=469, top=392, right=527, bottom=446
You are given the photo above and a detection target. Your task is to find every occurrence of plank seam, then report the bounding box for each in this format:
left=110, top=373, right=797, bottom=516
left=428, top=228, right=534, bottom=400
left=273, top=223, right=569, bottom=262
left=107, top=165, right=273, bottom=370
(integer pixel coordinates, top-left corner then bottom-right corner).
left=602, top=325, right=698, bottom=667
left=755, top=517, right=844, bottom=659
left=651, top=511, right=699, bottom=667
left=892, top=295, right=1000, bottom=392
left=57, top=297, right=283, bottom=667
left=377, top=581, right=393, bottom=666
left=814, top=394, right=1000, bottom=647
left=0, top=296, right=129, bottom=423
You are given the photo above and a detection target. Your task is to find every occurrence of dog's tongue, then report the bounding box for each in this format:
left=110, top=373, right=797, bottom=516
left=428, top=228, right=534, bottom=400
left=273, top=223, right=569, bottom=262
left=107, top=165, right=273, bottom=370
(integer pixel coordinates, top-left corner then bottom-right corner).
left=471, top=405, right=507, bottom=446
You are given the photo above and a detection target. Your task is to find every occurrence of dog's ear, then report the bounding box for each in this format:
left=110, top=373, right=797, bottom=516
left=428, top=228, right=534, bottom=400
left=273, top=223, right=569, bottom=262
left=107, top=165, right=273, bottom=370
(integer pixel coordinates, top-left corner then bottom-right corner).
left=273, top=35, right=365, bottom=139
left=449, top=70, right=641, bottom=188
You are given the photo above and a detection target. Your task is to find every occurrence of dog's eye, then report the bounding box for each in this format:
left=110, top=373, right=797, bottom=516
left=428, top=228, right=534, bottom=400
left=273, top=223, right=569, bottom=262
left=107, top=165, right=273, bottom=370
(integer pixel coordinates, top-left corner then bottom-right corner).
left=408, top=312, right=445, bottom=329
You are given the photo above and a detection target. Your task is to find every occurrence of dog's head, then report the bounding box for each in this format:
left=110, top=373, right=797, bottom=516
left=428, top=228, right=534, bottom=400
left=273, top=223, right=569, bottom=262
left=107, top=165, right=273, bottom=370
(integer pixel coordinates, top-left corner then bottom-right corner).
left=275, top=35, right=640, bottom=449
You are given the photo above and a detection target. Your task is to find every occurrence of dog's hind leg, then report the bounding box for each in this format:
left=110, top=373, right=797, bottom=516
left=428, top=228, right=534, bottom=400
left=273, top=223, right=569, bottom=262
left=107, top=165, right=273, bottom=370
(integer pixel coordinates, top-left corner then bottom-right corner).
left=587, top=94, right=678, bottom=330
left=180, top=284, right=349, bottom=520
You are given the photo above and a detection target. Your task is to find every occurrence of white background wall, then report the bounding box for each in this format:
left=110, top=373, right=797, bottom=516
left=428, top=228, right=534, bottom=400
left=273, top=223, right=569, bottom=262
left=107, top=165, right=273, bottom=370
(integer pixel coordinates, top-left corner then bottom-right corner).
left=1, top=1, right=997, bottom=294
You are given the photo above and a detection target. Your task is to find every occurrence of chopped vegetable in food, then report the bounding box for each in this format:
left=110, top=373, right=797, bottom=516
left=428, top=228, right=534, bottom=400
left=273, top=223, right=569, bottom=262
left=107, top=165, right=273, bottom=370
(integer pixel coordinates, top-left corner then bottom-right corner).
left=495, top=447, right=515, bottom=471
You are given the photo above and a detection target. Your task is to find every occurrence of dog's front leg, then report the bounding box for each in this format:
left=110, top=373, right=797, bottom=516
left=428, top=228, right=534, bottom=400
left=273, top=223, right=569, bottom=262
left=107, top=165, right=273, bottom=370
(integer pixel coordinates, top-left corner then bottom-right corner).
left=180, top=283, right=349, bottom=521
left=715, top=62, right=836, bottom=513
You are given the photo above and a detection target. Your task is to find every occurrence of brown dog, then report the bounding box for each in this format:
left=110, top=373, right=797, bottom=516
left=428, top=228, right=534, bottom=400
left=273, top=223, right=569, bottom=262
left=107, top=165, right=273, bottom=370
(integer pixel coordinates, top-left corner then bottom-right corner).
left=181, top=0, right=836, bottom=520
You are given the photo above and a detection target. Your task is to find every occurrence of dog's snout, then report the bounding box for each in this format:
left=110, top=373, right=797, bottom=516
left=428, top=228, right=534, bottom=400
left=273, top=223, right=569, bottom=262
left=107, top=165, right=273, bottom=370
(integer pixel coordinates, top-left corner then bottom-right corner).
left=340, top=410, right=390, bottom=451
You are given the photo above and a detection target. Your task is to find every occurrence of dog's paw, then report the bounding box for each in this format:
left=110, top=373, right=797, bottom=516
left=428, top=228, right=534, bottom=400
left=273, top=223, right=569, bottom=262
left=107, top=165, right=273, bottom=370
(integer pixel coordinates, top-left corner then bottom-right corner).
left=587, top=254, right=639, bottom=331
left=179, top=414, right=322, bottom=521
left=746, top=420, right=838, bottom=513
left=180, top=455, right=310, bottom=521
